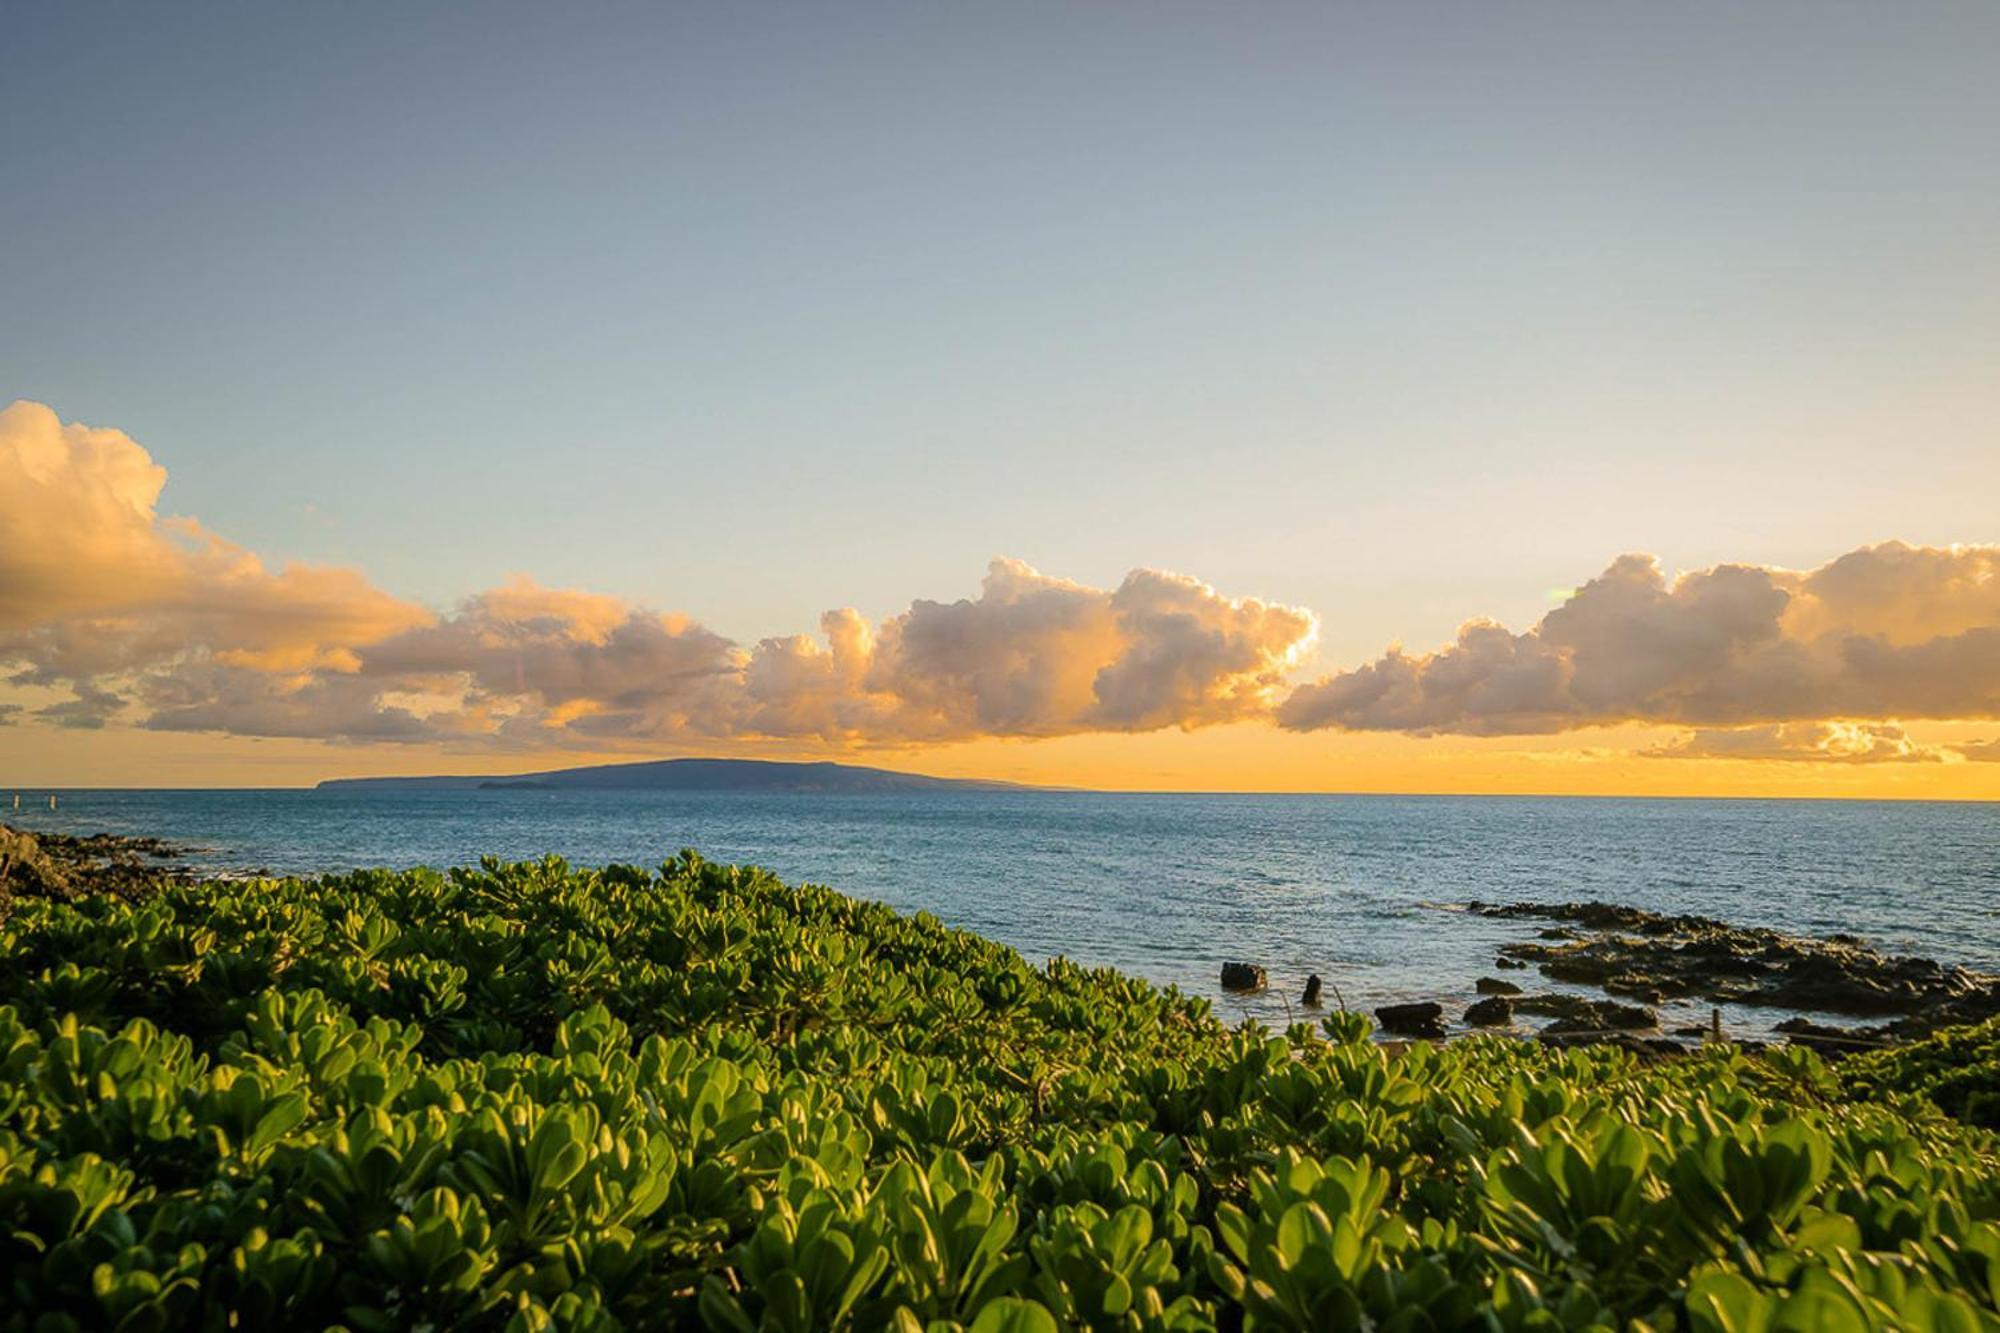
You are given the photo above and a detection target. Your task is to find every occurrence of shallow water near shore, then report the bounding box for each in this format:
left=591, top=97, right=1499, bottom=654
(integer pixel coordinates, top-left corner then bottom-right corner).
left=10, top=789, right=1998, bottom=1039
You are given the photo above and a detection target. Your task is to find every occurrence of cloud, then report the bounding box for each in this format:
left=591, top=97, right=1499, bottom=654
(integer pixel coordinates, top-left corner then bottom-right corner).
left=0, top=400, right=434, bottom=685
left=2, top=403, right=1317, bottom=750
left=128, top=562, right=1312, bottom=748
left=6, top=400, right=1992, bottom=767
left=741, top=560, right=1315, bottom=744
left=1957, top=739, right=2000, bottom=763
left=36, top=683, right=128, bottom=731
left=1642, top=721, right=1952, bottom=764
left=1279, top=542, right=2000, bottom=736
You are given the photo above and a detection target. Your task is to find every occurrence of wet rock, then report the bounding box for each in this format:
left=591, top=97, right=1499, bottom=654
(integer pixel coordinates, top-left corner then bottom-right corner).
left=0, top=824, right=193, bottom=903
left=1472, top=899, right=2000, bottom=1038
left=1515, top=993, right=1657, bottom=1033
left=1219, top=962, right=1267, bottom=992
left=1495, top=958, right=1528, bottom=971
left=1539, top=1030, right=1688, bottom=1060
left=1774, top=1017, right=1890, bottom=1057
left=1464, top=996, right=1513, bottom=1027
left=1301, top=974, right=1323, bottom=1007
left=1375, top=1001, right=1446, bottom=1039
left=1543, top=956, right=1618, bottom=985
left=0, top=828, right=70, bottom=899
left=1475, top=977, right=1522, bottom=996
left=1601, top=975, right=1667, bottom=1005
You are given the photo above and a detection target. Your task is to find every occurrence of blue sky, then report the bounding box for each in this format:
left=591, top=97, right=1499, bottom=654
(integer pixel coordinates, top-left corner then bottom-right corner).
left=5, top=2, right=1997, bottom=671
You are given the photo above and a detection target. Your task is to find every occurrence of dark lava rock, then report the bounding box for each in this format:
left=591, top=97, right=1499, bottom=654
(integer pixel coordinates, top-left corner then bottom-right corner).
left=1475, top=977, right=1523, bottom=996
left=1774, top=1017, right=1891, bottom=1057
left=1464, top=996, right=1514, bottom=1027
left=1301, top=974, right=1323, bottom=1007
left=1495, top=958, right=1529, bottom=971
left=1601, top=976, right=1668, bottom=1005
left=1515, top=993, right=1658, bottom=1033
left=1220, top=962, right=1267, bottom=992
left=1, top=824, right=193, bottom=903
left=1375, top=1001, right=1446, bottom=1039
left=0, top=827, right=70, bottom=899
left=1543, top=955, right=1618, bottom=985
left=1539, top=1030, right=1688, bottom=1060
left=1471, top=899, right=2000, bottom=1039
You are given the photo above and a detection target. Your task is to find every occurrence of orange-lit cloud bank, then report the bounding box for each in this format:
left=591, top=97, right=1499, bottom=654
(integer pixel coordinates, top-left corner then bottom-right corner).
left=4, top=401, right=1997, bottom=770
left=1279, top=545, right=2000, bottom=763
left=0, top=403, right=1315, bottom=751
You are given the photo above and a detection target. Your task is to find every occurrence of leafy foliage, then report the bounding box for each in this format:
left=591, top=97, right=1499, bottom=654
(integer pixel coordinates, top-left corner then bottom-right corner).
left=1840, top=1016, right=2000, bottom=1131
left=0, top=852, right=1997, bottom=1329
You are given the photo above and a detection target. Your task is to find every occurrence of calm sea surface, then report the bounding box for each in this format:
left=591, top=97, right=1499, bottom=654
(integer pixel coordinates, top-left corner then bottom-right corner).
left=10, top=790, right=1998, bottom=1037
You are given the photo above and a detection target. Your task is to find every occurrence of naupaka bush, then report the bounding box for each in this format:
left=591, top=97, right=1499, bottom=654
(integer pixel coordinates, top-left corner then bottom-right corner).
left=1, top=852, right=1996, bottom=1330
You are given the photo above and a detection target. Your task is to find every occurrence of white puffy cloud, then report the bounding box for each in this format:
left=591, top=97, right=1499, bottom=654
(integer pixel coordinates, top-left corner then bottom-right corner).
left=0, top=400, right=434, bottom=692
left=755, top=559, right=1317, bottom=743
left=2, top=403, right=1317, bottom=749
left=131, top=560, right=1314, bottom=748
left=8, top=400, right=1994, bottom=766
left=1279, top=542, right=2000, bottom=736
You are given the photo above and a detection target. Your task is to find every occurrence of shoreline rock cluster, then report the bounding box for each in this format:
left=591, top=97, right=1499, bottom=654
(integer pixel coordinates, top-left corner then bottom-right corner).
left=1219, top=898, right=1992, bottom=1059
left=1469, top=899, right=2000, bottom=1051
left=0, top=823, right=197, bottom=902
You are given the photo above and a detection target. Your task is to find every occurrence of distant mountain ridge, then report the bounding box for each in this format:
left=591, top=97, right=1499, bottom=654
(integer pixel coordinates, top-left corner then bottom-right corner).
left=315, top=758, right=1044, bottom=794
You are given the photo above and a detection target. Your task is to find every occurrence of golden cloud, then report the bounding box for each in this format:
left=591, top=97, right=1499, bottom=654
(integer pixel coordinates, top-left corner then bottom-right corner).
left=0, top=400, right=433, bottom=726
left=1641, top=721, right=1953, bottom=764
left=738, top=560, right=1317, bottom=743
left=3, top=404, right=1317, bottom=748
left=6, top=401, right=1993, bottom=765
left=1278, top=544, right=2000, bottom=740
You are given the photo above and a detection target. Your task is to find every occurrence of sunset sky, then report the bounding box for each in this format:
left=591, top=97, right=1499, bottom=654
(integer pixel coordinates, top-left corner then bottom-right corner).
left=4, top=4, right=1998, bottom=796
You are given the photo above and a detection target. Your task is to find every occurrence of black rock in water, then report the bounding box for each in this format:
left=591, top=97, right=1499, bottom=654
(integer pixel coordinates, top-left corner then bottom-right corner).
left=1301, top=974, right=1323, bottom=1007
left=1464, top=996, right=1514, bottom=1027
left=1475, top=977, right=1522, bottom=996
left=1515, top=993, right=1658, bottom=1033
left=1375, top=1001, right=1446, bottom=1039
left=1220, top=962, right=1266, bottom=992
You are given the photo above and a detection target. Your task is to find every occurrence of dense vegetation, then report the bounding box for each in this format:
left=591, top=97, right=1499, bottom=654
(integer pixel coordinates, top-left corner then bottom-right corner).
left=1842, top=1017, right=2000, bottom=1133
left=2, top=854, right=1997, bottom=1331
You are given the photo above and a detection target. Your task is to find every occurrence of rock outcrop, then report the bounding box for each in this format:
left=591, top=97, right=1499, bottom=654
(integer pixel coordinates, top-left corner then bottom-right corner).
left=0, top=824, right=192, bottom=902
left=1219, top=962, right=1266, bottom=992
left=1469, top=900, right=2000, bottom=1040
left=1376, top=1001, right=1446, bottom=1039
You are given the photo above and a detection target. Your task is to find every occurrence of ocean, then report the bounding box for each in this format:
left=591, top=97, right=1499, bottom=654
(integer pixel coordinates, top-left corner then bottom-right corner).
left=9, top=788, right=1998, bottom=1037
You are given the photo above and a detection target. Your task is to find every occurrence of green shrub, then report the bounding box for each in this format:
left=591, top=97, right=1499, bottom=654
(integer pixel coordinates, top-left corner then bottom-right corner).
left=1841, top=1015, right=2000, bottom=1131
left=0, top=852, right=1996, bottom=1329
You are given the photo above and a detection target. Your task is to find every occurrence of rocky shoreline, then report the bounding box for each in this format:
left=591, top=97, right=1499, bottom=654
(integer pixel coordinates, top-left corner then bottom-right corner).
left=1470, top=900, right=2000, bottom=1044
left=0, top=823, right=200, bottom=901
left=1218, top=899, right=2000, bottom=1059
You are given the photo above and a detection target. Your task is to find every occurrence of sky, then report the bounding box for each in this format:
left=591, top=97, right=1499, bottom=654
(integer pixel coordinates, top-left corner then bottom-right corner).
left=2, top=3, right=1998, bottom=796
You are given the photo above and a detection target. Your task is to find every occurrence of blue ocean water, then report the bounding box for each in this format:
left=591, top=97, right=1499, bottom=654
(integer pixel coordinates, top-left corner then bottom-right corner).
left=8, top=789, right=1997, bottom=1037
